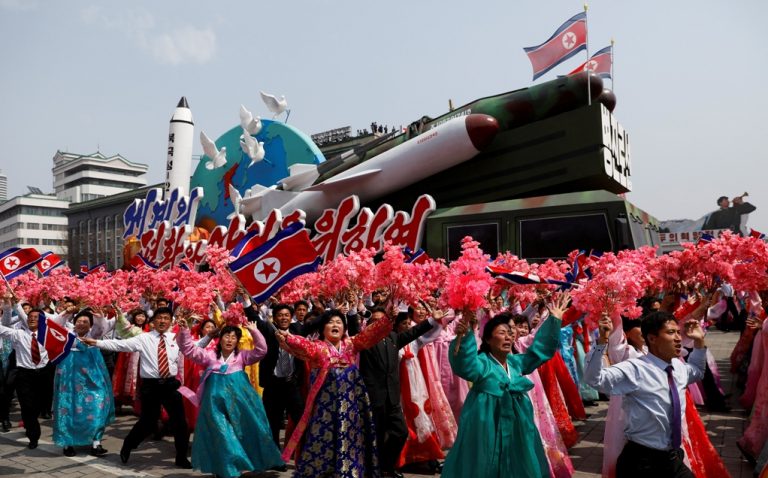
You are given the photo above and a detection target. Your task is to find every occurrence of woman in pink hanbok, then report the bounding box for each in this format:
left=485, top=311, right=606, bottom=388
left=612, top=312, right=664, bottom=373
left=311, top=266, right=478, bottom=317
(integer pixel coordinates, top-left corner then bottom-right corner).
left=409, top=304, right=457, bottom=449
left=431, top=308, right=469, bottom=422
left=739, top=317, right=768, bottom=463
left=512, top=313, right=574, bottom=478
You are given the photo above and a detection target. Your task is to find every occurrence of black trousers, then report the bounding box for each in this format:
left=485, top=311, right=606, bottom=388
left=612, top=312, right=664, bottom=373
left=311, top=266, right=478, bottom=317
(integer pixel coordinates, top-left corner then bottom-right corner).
left=616, top=441, right=694, bottom=478
left=372, top=403, right=408, bottom=472
left=15, top=368, right=48, bottom=443
left=39, top=363, right=56, bottom=415
left=123, top=378, right=189, bottom=460
left=262, top=377, right=304, bottom=447
left=0, top=352, right=17, bottom=422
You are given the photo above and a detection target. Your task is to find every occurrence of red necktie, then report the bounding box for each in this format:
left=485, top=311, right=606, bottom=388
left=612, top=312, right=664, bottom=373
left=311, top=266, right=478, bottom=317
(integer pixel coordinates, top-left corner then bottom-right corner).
left=157, top=334, right=170, bottom=378
left=31, top=332, right=41, bottom=365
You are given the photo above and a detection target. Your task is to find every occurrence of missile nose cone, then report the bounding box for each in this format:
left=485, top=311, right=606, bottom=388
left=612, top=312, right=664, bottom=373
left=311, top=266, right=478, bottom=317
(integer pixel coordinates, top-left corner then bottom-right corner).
left=177, top=97, right=189, bottom=108
left=597, top=88, right=617, bottom=112
left=466, top=114, right=500, bottom=150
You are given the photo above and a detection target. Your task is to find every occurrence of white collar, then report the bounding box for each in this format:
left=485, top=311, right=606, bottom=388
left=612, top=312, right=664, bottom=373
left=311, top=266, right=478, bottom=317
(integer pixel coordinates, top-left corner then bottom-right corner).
left=489, top=354, right=510, bottom=378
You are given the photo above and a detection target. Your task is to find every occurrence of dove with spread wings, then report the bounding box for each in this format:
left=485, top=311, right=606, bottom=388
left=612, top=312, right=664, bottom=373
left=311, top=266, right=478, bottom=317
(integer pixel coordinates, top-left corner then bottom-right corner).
left=200, top=131, right=227, bottom=170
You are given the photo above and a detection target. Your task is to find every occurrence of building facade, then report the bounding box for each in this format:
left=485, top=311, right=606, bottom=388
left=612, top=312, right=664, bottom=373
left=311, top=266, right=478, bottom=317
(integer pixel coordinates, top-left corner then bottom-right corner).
left=65, top=184, right=159, bottom=270
left=52, top=151, right=148, bottom=204
left=0, top=170, right=7, bottom=202
left=0, top=193, right=70, bottom=255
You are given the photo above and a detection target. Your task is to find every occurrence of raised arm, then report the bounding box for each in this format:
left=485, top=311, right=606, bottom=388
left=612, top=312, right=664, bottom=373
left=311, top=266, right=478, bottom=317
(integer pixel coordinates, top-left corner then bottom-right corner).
left=240, top=323, right=268, bottom=365
left=351, top=315, right=393, bottom=352
left=681, top=319, right=707, bottom=385
left=281, top=333, right=321, bottom=363
left=512, top=294, right=569, bottom=375
left=114, top=307, right=143, bottom=339
left=175, top=320, right=214, bottom=366
left=85, top=334, right=143, bottom=353
left=395, top=317, right=433, bottom=349
left=448, top=320, right=485, bottom=383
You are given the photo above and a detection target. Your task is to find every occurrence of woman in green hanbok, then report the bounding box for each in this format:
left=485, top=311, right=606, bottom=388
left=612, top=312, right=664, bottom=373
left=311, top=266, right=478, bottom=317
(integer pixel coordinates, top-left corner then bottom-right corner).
left=442, top=294, right=570, bottom=478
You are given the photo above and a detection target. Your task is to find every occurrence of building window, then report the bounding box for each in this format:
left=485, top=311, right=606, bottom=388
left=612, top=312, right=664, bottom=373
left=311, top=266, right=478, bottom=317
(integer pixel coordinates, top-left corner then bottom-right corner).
left=26, top=238, right=40, bottom=245
left=26, top=223, right=40, bottom=229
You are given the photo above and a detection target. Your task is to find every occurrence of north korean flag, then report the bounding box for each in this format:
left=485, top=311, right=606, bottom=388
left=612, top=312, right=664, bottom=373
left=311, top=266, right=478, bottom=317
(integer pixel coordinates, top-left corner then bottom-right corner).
left=36, top=251, right=65, bottom=276
left=129, top=253, right=158, bottom=271
left=89, top=263, right=107, bottom=274
left=486, top=265, right=542, bottom=284
left=696, top=233, right=715, bottom=247
left=750, top=229, right=766, bottom=240
left=0, top=247, right=43, bottom=280
left=229, top=222, right=321, bottom=303
left=37, top=316, right=77, bottom=365
left=524, top=12, right=588, bottom=80
left=404, top=247, right=430, bottom=265
left=568, top=45, right=612, bottom=79
left=78, top=262, right=90, bottom=278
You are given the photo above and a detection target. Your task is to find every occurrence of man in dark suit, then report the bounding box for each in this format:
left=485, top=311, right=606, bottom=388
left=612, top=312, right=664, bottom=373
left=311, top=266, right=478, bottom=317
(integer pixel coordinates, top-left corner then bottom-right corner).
left=244, top=301, right=305, bottom=452
left=357, top=306, right=436, bottom=478
left=702, top=194, right=756, bottom=234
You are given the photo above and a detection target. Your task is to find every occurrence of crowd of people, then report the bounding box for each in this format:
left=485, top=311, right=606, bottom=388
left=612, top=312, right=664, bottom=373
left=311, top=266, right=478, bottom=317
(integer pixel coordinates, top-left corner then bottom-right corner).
left=0, top=234, right=767, bottom=478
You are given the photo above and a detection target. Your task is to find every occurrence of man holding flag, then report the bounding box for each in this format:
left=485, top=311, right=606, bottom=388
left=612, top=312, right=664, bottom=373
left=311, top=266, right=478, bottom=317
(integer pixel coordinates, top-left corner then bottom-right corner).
left=0, top=308, right=61, bottom=449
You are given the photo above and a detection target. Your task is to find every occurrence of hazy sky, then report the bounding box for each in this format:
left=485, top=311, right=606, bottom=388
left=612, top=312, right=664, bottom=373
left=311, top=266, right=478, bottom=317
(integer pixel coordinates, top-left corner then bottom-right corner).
left=1, top=0, right=766, bottom=231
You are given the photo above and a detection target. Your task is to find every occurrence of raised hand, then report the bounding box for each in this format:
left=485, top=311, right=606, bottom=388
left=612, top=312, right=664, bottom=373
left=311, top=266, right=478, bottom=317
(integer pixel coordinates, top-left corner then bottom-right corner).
left=177, top=318, right=188, bottom=330
left=597, top=314, right=613, bottom=344
left=684, top=319, right=706, bottom=347
left=80, top=337, right=97, bottom=346
left=547, top=292, right=571, bottom=319
left=275, top=329, right=289, bottom=346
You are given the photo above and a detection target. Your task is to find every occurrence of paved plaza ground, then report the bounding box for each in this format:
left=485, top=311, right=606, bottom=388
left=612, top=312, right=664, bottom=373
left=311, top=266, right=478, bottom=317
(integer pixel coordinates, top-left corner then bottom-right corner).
left=0, top=329, right=756, bottom=477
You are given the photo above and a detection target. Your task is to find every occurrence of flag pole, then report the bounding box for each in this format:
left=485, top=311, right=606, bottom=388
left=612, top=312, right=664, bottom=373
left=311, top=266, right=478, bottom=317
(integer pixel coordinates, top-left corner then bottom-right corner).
left=610, top=37, right=615, bottom=94
left=584, top=2, right=591, bottom=106
left=1, top=273, right=18, bottom=302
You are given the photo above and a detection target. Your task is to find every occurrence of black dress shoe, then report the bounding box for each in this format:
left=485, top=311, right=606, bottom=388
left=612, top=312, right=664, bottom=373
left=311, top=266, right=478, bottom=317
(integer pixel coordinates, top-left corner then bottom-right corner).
left=90, top=445, right=108, bottom=456
left=175, top=457, right=192, bottom=469
left=28, top=441, right=38, bottom=449
left=40, top=412, right=52, bottom=420
left=1, top=420, right=10, bottom=432
left=63, top=446, right=76, bottom=457
left=119, top=445, right=131, bottom=464
left=270, top=464, right=288, bottom=472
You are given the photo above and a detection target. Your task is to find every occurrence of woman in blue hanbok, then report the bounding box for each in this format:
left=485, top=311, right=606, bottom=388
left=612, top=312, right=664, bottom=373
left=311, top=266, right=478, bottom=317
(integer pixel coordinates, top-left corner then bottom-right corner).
left=176, top=320, right=283, bottom=478
left=53, top=310, right=115, bottom=457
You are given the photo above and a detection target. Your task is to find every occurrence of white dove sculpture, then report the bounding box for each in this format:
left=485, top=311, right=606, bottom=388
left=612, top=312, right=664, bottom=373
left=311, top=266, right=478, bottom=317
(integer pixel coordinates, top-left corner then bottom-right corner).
left=240, top=129, right=266, bottom=167
left=200, top=131, right=227, bottom=170
left=227, top=184, right=244, bottom=220
left=260, top=91, right=288, bottom=119
left=239, top=104, right=262, bottom=135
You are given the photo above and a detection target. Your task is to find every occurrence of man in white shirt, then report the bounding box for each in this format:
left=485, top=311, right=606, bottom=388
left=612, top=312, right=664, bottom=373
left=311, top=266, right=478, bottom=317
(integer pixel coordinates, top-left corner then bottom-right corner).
left=0, top=308, right=50, bottom=449
left=584, top=311, right=707, bottom=478
left=83, top=307, right=190, bottom=469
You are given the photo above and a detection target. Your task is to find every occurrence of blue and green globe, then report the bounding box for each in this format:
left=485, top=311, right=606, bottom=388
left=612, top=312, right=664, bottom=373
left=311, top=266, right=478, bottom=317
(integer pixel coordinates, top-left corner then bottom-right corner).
left=190, top=119, right=325, bottom=228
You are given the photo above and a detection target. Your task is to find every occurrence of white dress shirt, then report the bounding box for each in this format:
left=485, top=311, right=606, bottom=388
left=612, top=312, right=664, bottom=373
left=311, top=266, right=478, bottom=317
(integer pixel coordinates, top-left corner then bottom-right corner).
left=0, top=323, right=49, bottom=369
left=95, top=330, right=181, bottom=379
left=584, top=343, right=706, bottom=450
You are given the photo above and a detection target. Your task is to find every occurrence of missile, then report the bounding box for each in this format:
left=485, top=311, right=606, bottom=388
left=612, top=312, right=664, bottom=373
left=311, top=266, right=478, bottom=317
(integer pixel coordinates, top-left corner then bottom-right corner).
left=240, top=113, right=499, bottom=222
left=164, top=97, right=194, bottom=198
left=313, top=71, right=605, bottom=185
